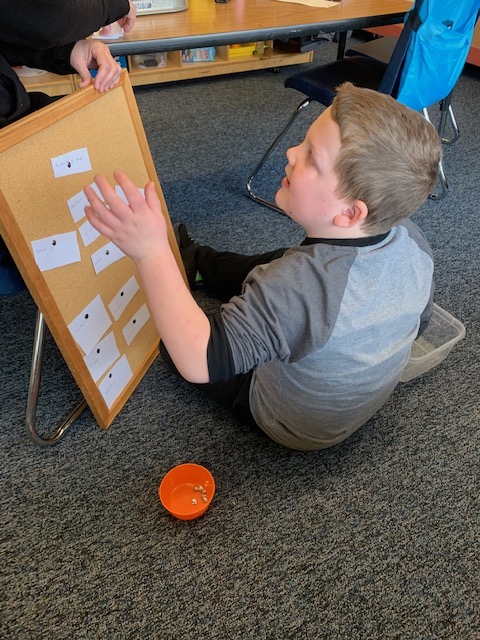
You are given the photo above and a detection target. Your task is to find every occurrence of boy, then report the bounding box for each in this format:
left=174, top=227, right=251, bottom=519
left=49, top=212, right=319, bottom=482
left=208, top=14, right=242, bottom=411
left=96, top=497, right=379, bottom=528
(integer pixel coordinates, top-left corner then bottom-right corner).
left=84, top=82, right=441, bottom=451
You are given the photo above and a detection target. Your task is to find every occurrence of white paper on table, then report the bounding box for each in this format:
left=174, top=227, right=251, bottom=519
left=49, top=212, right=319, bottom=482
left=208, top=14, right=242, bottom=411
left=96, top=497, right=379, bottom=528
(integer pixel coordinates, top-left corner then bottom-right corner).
left=68, top=294, right=112, bottom=355
left=275, top=0, right=339, bottom=7
left=115, top=185, right=145, bottom=204
left=98, top=354, right=133, bottom=409
left=84, top=332, right=121, bottom=383
left=51, top=147, right=92, bottom=178
left=91, top=241, right=126, bottom=274
left=31, top=231, right=81, bottom=272
left=122, top=303, right=150, bottom=346
left=108, top=275, right=140, bottom=321
left=92, top=23, right=124, bottom=40
left=79, top=219, right=101, bottom=247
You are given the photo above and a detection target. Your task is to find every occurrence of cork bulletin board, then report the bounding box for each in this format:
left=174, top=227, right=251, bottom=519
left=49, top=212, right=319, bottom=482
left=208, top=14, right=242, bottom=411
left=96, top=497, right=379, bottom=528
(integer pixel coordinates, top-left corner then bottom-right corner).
left=0, top=73, right=185, bottom=429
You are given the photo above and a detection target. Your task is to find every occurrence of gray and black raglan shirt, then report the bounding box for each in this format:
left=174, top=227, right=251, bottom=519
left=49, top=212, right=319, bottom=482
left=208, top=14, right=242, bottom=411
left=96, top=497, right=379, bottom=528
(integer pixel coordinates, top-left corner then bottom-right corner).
left=209, top=220, right=434, bottom=450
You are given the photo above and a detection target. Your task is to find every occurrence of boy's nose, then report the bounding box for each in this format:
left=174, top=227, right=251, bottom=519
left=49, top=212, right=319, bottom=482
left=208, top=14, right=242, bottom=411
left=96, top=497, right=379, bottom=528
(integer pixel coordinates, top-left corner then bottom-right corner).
left=286, top=146, right=295, bottom=164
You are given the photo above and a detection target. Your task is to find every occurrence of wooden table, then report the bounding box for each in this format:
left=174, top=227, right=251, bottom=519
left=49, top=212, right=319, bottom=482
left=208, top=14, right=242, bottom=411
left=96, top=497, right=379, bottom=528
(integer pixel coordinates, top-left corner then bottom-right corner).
left=110, top=0, right=410, bottom=55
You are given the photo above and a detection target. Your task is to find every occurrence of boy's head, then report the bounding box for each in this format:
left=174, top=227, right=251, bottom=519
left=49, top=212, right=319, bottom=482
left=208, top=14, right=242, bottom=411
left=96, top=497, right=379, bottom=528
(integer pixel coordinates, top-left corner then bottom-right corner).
left=330, top=82, right=442, bottom=234
left=275, top=83, right=442, bottom=237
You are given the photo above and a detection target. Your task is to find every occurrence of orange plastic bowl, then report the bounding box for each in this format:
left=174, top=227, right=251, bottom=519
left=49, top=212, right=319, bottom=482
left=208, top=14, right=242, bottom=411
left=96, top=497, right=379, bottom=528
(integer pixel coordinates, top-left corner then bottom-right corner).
left=159, top=463, right=215, bottom=520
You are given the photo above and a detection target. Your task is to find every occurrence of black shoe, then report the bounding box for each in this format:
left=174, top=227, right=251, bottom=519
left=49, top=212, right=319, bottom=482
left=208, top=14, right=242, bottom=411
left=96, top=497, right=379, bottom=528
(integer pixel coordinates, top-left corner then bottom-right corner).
left=0, top=237, right=26, bottom=295
left=173, top=223, right=202, bottom=289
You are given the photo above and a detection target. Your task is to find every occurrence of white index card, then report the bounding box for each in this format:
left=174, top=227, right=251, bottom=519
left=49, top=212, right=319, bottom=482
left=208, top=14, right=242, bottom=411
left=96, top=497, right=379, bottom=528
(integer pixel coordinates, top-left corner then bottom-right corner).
left=91, top=241, right=126, bottom=274
left=108, top=275, right=140, bottom=321
left=51, top=147, right=92, bottom=178
left=67, top=189, right=89, bottom=223
left=31, top=231, right=81, bottom=272
left=67, top=182, right=106, bottom=224
left=84, top=332, right=120, bottom=383
left=98, top=354, right=133, bottom=409
left=68, top=294, right=112, bottom=355
left=122, top=303, right=150, bottom=346
left=79, top=219, right=101, bottom=247
left=89, top=181, right=104, bottom=200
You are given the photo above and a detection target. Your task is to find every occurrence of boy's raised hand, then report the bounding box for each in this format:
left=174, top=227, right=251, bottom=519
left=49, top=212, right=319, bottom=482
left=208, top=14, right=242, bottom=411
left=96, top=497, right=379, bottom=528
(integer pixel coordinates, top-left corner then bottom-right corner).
left=84, top=170, right=168, bottom=263
left=85, top=172, right=210, bottom=383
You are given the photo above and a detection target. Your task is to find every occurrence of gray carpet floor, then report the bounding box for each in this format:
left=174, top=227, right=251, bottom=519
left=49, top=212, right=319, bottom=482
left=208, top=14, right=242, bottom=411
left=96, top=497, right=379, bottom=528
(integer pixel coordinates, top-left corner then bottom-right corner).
left=1, top=39, right=479, bottom=639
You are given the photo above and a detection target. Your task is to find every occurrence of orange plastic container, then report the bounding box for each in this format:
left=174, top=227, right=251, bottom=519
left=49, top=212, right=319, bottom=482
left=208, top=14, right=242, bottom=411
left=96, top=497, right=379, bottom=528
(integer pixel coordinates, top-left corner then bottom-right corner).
left=159, top=463, right=215, bottom=520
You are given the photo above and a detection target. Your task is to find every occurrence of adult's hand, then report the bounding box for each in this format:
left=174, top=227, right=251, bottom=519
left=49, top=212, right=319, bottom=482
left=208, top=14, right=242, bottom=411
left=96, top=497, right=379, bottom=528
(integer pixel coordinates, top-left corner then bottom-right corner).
left=70, top=39, right=122, bottom=93
left=100, top=0, right=137, bottom=36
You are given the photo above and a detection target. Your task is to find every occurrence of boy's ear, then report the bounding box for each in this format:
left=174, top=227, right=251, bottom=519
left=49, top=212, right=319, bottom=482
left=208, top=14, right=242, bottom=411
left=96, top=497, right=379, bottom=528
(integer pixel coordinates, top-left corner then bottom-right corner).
left=333, top=200, right=368, bottom=228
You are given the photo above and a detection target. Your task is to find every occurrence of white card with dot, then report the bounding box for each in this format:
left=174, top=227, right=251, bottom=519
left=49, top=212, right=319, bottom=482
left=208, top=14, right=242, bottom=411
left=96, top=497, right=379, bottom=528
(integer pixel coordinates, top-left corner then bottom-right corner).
left=31, top=230, right=81, bottom=272
left=108, top=275, right=140, bottom=320
left=68, top=293, right=112, bottom=355
left=122, top=303, right=150, bottom=346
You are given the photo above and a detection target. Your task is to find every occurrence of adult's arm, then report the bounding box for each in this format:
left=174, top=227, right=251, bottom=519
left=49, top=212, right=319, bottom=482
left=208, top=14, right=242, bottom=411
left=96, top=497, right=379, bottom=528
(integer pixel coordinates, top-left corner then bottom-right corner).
left=0, top=0, right=130, bottom=50
left=0, top=42, right=76, bottom=75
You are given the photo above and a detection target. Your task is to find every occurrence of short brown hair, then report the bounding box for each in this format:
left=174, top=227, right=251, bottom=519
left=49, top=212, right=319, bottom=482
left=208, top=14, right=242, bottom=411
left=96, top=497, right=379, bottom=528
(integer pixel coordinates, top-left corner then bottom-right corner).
left=330, top=82, right=442, bottom=235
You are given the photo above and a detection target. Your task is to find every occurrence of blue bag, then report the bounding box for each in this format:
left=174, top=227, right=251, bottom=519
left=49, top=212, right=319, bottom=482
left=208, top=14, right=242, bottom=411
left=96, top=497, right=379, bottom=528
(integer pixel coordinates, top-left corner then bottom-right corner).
left=396, top=0, right=480, bottom=111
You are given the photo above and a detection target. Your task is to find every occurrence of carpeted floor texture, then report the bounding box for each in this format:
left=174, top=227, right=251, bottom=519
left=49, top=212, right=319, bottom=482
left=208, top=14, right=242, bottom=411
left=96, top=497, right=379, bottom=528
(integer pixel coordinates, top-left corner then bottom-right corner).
left=1, top=39, right=479, bottom=639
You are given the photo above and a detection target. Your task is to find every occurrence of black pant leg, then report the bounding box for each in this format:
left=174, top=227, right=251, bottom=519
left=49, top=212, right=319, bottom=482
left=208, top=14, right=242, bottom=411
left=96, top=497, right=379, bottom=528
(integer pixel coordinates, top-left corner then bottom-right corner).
left=195, top=245, right=287, bottom=298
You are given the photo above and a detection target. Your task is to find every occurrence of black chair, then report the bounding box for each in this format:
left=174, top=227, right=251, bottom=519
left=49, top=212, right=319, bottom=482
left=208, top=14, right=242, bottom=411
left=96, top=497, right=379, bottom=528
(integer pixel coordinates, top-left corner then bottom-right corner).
left=246, top=0, right=479, bottom=211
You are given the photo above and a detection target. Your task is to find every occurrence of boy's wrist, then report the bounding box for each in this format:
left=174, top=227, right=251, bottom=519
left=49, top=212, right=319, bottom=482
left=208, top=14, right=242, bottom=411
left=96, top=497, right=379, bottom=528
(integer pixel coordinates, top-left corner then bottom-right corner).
left=135, top=240, right=177, bottom=272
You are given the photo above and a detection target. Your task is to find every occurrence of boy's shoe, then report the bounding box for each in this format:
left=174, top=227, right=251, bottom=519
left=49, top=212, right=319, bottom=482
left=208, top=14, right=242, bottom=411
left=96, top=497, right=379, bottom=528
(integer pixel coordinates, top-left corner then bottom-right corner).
left=0, top=238, right=26, bottom=295
left=173, top=223, right=203, bottom=289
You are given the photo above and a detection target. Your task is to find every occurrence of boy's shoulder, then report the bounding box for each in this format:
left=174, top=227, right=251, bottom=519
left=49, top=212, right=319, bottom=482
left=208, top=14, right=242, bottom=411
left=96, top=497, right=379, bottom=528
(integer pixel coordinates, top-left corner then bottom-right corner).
left=397, top=219, right=433, bottom=256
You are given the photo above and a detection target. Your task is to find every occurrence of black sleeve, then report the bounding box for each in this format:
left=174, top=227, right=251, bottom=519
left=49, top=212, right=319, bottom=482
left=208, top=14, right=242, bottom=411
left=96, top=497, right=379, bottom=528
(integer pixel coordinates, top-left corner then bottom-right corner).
left=207, top=312, right=237, bottom=383
left=0, top=54, right=31, bottom=126
left=0, top=42, right=76, bottom=75
left=1, top=0, right=130, bottom=50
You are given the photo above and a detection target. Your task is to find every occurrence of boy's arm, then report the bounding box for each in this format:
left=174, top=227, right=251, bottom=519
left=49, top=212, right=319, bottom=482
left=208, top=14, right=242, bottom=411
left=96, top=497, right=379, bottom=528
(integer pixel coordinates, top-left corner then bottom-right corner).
left=84, top=171, right=210, bottom=384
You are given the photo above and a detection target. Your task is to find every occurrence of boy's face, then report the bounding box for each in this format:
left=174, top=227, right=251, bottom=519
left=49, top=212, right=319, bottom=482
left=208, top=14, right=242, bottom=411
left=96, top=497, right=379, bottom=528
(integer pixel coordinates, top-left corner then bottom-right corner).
left=275, top=107, right=353, bottom=236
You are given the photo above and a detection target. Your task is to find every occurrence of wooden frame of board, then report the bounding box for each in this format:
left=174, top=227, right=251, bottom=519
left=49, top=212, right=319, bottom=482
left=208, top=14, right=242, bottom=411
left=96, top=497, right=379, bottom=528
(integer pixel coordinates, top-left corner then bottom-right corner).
left=0, top=72, right=185, bottom=429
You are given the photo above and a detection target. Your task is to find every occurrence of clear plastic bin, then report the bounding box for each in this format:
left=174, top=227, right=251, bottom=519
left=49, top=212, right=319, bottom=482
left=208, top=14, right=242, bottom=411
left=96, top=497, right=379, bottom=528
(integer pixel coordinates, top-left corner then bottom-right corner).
left=400, top=303, right=466, bottom=382
left=131, top=53, right=167, bottom=69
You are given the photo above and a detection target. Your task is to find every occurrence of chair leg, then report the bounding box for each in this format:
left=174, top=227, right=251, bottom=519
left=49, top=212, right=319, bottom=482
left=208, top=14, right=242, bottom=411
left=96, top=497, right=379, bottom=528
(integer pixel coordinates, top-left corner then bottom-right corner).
left=428, top=159, right=449, bottom=201
left=246, top=97, right=313, bottom=214
left=438, top=91, right=460, bottom=145
left=423, top=108, right=449, bottom=201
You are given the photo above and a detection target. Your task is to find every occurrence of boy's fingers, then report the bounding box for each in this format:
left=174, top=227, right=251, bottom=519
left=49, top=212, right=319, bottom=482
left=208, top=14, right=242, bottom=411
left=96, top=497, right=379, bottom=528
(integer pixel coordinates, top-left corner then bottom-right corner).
left=85, top=205, right=113, bottom=237
left=84, top=182, right=117, bottom=228
left=113, top=170, right=147, bottom=210
left=93, top=174, right=116, bottom=202
left=88, top=175, right=127, bottom=221
left=144, top=181, right=160, bottom=209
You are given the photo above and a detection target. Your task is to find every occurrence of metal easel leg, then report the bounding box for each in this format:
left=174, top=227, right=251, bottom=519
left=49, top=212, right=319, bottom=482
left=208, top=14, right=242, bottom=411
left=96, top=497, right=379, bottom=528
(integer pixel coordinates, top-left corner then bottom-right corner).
left=26, top=309, right=87, bottom=447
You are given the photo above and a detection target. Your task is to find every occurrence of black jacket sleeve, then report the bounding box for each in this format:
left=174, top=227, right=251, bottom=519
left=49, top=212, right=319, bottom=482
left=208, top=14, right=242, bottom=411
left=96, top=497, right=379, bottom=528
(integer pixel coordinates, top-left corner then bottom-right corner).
left=0, top=43, right=76, bottom=75
left=0, top=55, right=31, bottom=127
left=0, top=1, right=130, bottom=50
left=0, top=1, right=130, bottom=126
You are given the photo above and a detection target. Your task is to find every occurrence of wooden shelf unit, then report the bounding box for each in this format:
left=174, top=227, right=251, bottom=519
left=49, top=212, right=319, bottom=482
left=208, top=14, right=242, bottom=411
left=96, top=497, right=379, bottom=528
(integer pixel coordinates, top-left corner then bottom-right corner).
left=18, top=41, right=313, bottom=97
left=15, top=71, right=77, bottom=97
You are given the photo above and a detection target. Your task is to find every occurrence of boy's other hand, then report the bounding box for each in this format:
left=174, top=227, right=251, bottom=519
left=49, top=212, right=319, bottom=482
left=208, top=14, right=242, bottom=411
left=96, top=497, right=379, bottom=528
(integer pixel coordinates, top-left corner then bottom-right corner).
left=84, top=170, right=168, bottom=262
